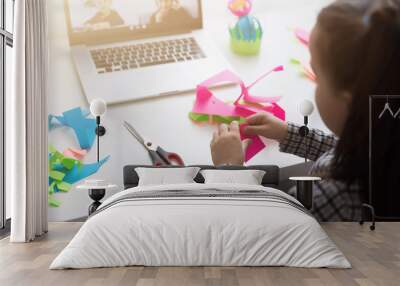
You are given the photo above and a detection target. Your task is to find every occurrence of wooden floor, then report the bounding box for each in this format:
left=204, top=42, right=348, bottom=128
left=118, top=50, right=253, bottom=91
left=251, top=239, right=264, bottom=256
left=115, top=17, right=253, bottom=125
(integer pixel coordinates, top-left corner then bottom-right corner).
left=0, top=222, right=399, bottom=286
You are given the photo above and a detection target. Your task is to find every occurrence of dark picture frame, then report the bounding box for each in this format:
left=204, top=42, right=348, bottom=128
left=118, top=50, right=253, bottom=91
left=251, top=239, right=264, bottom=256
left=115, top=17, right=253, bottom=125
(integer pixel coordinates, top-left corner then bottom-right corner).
left=369, top=95, right=400, bottom=220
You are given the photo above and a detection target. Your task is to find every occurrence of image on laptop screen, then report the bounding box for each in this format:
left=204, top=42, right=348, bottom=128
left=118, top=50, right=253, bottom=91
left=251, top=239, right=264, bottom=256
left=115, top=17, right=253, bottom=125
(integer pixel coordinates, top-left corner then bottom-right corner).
left=66, top=0, right=202, bottom=44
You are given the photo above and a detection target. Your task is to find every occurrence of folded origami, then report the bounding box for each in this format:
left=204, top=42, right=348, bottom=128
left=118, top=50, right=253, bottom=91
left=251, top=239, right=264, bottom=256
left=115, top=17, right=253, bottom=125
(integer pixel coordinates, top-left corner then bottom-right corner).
left=48, top=107, right=110, bottom=207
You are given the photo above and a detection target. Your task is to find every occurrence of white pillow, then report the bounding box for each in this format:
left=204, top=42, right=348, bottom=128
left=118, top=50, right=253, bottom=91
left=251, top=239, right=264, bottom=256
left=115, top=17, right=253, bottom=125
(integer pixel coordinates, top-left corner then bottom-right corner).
left=200, top=169, right=266, bottom=185
left=135, top=167, right=201, bottom=186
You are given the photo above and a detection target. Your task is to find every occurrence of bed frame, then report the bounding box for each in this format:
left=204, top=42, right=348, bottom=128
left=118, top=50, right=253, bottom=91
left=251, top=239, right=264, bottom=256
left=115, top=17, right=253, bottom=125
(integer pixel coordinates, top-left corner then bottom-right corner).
left=123, top=165, right=280, bottom=189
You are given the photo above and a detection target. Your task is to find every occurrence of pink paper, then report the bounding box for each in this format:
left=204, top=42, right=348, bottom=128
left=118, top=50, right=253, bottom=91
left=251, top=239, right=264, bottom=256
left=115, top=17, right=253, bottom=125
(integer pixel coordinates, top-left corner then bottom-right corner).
left=294, top=28, right=310, bottom=46
left=240, top=124, right=265, bottom=162
left=192, top=86, right=238, bottom=117
left=63, top=147, right=87, bottom=160
left=191, top=66, right=286, bottom=162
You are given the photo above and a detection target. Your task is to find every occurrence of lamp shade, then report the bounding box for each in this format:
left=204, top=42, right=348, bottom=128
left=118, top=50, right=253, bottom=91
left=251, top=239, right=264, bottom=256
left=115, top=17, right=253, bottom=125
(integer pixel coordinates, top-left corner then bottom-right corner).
left=90, top=98, right=107, bottom=117
left=299, top=100, right=314, bottom=116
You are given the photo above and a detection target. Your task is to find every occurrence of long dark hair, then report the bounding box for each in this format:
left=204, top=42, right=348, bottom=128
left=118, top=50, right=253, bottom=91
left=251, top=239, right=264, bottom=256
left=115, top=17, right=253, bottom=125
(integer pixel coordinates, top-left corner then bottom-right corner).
left=316, top=0, right=400, bottom=198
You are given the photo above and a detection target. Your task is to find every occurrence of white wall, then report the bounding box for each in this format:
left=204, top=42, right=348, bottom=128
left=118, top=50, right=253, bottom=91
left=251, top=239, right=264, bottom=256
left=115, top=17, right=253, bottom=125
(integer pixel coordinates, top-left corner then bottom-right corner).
left=47, top=0, right=333, bottom=221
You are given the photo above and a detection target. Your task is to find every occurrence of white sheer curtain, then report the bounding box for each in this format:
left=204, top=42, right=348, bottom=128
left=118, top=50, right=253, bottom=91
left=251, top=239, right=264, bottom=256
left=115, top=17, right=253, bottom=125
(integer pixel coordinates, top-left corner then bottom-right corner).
left=8, top=0, right=48, bottom=242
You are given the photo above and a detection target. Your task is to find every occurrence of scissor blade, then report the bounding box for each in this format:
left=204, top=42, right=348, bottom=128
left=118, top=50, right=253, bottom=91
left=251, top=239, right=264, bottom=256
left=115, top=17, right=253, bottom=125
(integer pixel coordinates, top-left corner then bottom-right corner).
left=123, top=121, right=146, bottom=146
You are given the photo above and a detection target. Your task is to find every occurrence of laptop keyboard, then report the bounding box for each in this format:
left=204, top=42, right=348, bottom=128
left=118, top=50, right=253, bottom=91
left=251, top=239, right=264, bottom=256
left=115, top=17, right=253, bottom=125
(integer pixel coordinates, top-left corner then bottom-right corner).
left=90, top=37, right=206, bottom=74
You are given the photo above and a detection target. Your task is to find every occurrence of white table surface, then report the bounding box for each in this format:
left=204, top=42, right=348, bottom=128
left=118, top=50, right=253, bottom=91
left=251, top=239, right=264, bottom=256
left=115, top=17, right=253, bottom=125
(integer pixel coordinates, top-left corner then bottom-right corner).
left=289, top=176, right=322, bottom=181
left=47, top=0, right=334, bottom=221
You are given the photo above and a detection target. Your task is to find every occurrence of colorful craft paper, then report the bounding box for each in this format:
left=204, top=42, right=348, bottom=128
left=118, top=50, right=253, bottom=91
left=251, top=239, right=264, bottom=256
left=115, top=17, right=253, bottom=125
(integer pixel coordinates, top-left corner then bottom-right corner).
left=291, top=28, right=316, bottom=82
left=63, top=147, right=88, bottom=161
left=63, top=156, right=109, bottom=184
left=190, top=66, right=285, bottom=162
left=294, top=28, right=310, bottom=46
left=228, top=0, right=262, bottom=55
left=290, top=58, right=316, bottom=82
left=48, top=106, right=110, bottom=207
left=49, top=107, right=96, bottom=150
left=239, top=124, right=265, bottom=161
left=48, top=145, right=110, bottom=207
left=188, top=112, right=245, bottom=125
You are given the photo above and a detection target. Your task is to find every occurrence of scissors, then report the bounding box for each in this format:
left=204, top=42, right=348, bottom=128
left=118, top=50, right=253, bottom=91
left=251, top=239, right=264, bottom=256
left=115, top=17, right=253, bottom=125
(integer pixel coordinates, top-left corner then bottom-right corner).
left=123, top=121, right=185, bottom=166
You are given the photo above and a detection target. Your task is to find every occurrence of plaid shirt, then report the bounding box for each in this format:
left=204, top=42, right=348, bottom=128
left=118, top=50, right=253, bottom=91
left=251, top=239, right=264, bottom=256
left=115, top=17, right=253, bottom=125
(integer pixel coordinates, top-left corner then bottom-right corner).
left=279, top=122, right=362, bottom=222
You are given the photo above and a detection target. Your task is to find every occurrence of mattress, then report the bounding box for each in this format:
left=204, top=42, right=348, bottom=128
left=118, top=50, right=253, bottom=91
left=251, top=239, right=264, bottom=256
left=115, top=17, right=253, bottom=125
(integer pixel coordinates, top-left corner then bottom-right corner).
left=50, top=183, right=351, bottom=269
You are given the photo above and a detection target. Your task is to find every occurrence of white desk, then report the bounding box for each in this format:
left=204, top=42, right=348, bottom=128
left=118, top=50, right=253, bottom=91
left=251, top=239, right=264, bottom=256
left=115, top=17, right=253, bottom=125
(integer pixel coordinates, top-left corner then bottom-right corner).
left=47, top=0, right=334, bottom=221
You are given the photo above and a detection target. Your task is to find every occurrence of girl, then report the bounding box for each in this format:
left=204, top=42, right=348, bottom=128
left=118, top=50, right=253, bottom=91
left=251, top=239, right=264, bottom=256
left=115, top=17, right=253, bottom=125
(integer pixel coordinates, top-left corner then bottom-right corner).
left=210, top=0, right=400, bottom=221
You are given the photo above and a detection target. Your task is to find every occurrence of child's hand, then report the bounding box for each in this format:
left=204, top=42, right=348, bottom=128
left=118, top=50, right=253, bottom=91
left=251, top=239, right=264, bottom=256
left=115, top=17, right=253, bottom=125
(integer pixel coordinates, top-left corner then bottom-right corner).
left=210, top=121, right=251, bottom=166
left=242, top=112, right=288, bottom=142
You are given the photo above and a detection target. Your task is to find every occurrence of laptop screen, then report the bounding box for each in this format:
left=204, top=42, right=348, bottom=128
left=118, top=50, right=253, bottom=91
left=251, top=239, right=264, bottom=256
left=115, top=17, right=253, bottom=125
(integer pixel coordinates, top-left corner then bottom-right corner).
left=64, top=0, right=203, bottom=45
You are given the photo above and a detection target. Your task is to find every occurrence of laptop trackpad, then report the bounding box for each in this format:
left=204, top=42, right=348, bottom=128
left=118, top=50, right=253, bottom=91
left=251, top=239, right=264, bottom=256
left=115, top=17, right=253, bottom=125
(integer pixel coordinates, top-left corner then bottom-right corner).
left=94, top=59, right=217, bottom=103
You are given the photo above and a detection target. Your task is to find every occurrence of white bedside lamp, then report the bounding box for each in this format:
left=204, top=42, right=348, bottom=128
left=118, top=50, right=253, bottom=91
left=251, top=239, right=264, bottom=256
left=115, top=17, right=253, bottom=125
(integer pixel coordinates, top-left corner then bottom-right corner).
left=90, top=98, right=107, bottom=162
left=289, top=100, right=320, bottom=210
left=84, top=99, right=110, bottom=215
left=298, top=100, right=314, bottom=162
left=299, top=99, right=314, bottom=117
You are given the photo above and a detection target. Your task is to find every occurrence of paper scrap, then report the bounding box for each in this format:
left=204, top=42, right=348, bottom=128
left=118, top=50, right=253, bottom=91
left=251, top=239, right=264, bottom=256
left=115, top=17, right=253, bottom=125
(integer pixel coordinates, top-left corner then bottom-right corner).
left=189, top=112, right=245, bottom=124
left=290, top=58, right=316, bottom=82
left=48, top=196, right=61, bottom=207
left=292, top=28, right=316, bottom=82
left=57, top=181, right=72, bottom=192
left=240, top=124, right=265, bottom=162
left=294, top=28, right=310, bottom=46
left=63, top=147, right=88, bottom=161
left=49, top=170, right=65, bottom=181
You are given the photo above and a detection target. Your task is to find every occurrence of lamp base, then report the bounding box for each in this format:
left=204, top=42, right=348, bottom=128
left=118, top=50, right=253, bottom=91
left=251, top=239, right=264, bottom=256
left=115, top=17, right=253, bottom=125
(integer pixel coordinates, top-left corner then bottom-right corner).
left=88, top=188, right=106, bottom=215
left=296, top=180, right=313, bottom=210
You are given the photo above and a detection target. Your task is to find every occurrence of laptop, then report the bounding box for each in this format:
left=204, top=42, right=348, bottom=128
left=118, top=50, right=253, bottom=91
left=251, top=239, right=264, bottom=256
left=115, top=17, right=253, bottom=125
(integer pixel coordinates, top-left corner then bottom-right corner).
left=64, top=0, right=232, bottom=105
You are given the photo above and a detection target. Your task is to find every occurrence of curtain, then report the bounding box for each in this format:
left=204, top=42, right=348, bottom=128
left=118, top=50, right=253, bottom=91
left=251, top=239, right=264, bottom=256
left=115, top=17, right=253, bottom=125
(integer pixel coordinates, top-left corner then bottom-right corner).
left=8, top=0, right=48, bottom=242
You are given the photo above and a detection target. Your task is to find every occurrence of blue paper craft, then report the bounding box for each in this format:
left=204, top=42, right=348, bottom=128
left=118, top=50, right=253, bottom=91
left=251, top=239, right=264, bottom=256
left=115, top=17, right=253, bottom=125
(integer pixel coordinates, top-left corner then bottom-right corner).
left=48, top=145, right=110, bottom=194
left=48, top=106, right=110, bottom=207
left=237, top=16, right=260, bottom=41
left=63, top=156, right=110, bottom=184
left=48, top=107, right=96, bottom=150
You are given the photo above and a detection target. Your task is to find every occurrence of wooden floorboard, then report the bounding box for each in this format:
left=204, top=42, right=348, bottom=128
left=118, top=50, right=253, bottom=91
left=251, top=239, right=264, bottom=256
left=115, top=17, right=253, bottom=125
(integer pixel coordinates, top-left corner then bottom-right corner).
left=0, top=222, right=399, bottom=286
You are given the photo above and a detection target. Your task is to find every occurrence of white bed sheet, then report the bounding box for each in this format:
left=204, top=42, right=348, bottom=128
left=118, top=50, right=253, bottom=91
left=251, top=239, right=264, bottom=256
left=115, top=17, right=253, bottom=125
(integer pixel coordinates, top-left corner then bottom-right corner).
left=50, top=183, right=351, bottom=269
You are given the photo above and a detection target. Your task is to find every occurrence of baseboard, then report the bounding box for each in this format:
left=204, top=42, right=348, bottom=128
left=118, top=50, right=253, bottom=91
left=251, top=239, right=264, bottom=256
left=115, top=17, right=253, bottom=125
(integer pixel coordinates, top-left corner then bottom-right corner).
left=0, top=218, right=11, bottom=239
left=66, top=216, right=87, bottom=222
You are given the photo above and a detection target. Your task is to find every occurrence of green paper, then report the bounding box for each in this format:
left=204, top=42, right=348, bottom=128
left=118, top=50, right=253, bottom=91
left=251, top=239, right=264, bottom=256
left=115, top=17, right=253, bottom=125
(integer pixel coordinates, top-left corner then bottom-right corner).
left=189, top=112, right=245, bottom=124
left=62, top=157, right=76, bottom=170
left=57, top=182, right=72, bottom=192
left=48, top=196, right=61, bottom=207
left=229, top=23, right=263, bottom=56
left=290, top=58, right=301, bottom=65
left=215, top=115, right=245, bottom=124
left=230, top=36, right=262, bottom=55
left=49, top=181, right=56, bottom=194
left=49, top=170, right=65, bottom=181
left=189, top=112, right=209, bottom=122
left=49, top=144, right=57, bottom=153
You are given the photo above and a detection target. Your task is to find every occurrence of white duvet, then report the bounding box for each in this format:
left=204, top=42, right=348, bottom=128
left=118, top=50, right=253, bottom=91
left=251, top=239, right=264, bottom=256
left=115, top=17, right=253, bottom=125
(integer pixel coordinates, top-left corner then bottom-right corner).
left=50, top=183, right=351, bottom=269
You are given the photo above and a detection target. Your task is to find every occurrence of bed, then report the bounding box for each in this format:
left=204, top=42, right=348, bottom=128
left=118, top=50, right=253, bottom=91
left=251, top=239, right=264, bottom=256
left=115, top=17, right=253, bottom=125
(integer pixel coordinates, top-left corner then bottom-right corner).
left=50, top=165, right=350, bottom=269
